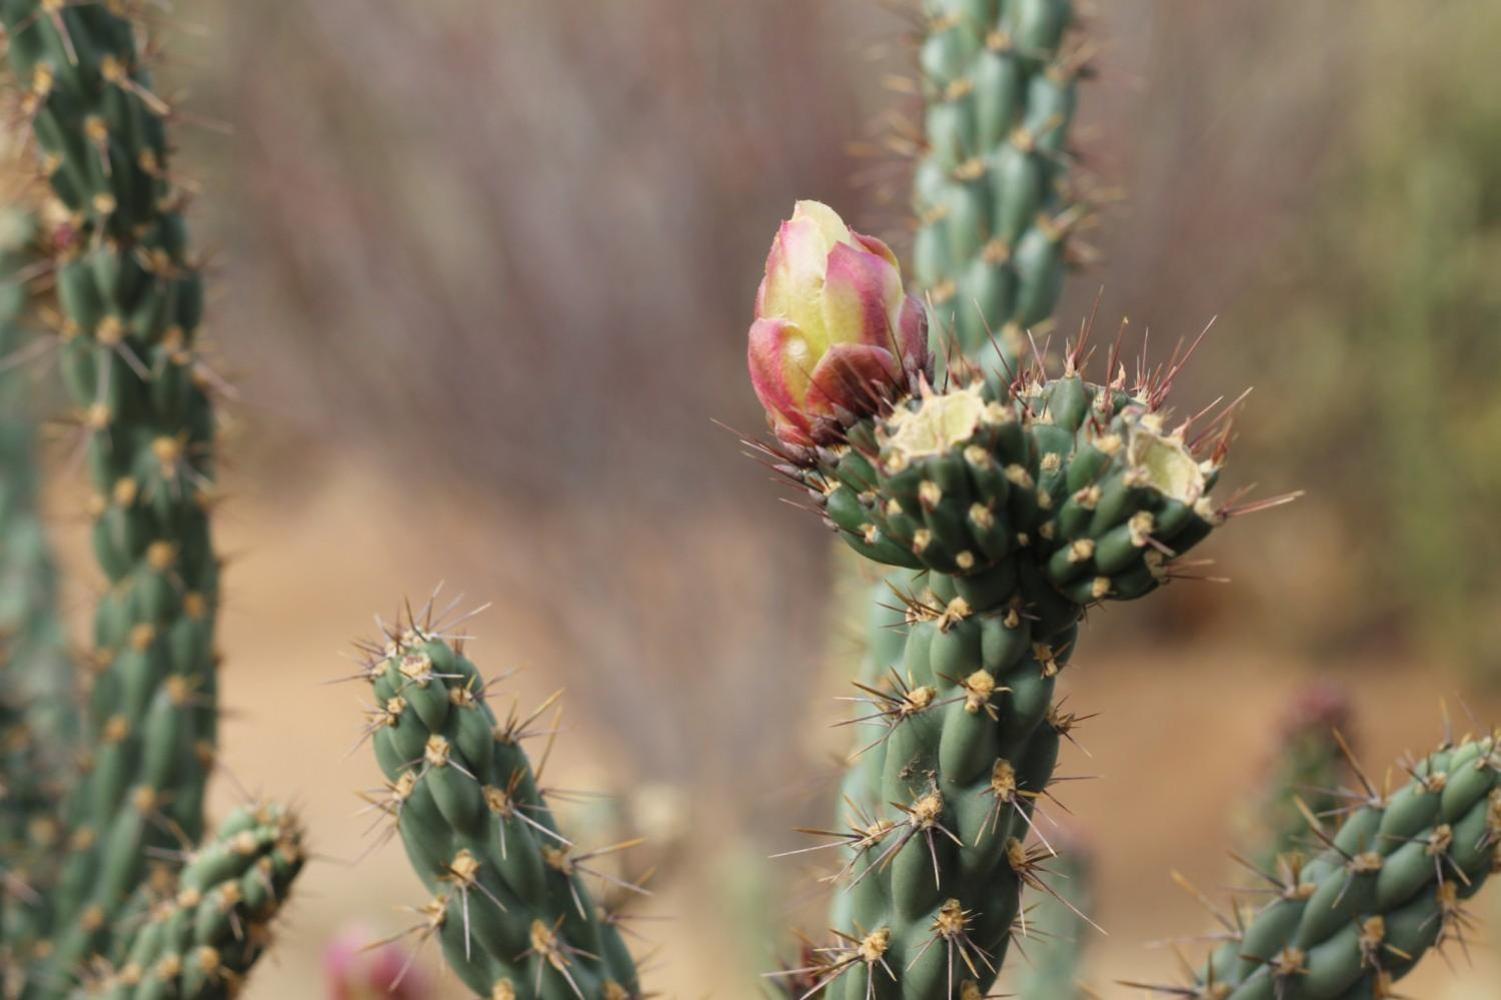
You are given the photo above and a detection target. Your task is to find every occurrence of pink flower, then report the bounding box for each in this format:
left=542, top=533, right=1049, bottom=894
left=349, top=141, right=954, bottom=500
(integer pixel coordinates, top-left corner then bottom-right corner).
left=324, top=926, right=431, bottom=1000
left=748, top=201, right=928, bottom=447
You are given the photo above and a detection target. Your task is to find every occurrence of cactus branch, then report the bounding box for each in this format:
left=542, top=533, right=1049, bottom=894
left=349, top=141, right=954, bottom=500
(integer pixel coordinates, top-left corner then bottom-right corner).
left=353, top=601, right=642, bottom=999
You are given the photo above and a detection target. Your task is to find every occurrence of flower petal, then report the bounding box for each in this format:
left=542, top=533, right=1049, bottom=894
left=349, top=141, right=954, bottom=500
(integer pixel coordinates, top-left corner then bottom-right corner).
left=822, top=241, right=905, bottom=352
left=748, top=316, right=815, bottom=441
left=895, top=293, right=931, bottom=376
left=759, top=216, right=833, bottom=345
left=852, top=229, right=902, bottom=271
left=803, top=342, right=902, bottom=419
left=793, top=199, right=853, bottom=248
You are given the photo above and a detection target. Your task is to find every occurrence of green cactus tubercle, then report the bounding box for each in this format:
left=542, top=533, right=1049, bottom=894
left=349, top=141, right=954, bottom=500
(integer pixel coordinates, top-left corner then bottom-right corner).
left=360, top=617, right=640, bottom=999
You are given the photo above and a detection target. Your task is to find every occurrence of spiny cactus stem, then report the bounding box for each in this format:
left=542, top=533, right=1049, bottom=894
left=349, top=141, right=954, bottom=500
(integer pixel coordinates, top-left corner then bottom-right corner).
left=353, top=597, right=642, bottom=999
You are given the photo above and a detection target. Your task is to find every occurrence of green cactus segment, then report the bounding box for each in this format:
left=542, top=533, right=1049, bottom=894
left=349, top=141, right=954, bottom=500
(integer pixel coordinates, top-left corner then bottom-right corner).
left=1, top=0, right=223, bottom=977
left=89, top=802, right=304, bottom=1000
left=795, top=566, right=1076, bottom=1000
left=1015, top=843, right=1093, bottom=1000
left=913, top=0, right=1083, bottom=373
left=1187, top=732, right=1500, bottom=1000
left=1239, top=684, right=1354, bottom=876
left=776, top=361, right=1231, bottom=998
left=360, top=622, right=641, bottom=999
left=0, top=205, right=76, bottom=981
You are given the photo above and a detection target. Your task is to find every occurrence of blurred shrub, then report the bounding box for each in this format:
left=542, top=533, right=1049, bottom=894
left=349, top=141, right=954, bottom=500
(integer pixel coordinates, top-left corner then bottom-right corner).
left=1228, top=5, right=1501, bottom=676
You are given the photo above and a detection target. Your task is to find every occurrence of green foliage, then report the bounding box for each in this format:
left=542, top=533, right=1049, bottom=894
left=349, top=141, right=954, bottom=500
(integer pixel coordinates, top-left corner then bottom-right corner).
left=1235, top=6, right=1501, bottom=676
left=912, top=0, right=1082, bottom=375
left=781, top=356, right=1232, bottom=998
left=88, top=802, right=304, bottom=1000
left=1179, top=731, right=1500, bottom=999
left=358, top=613, right=640, bottom=999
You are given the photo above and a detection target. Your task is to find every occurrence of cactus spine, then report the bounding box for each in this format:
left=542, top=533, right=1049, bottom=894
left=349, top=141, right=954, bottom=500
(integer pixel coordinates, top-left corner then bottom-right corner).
left=356, top=610, right=640, bottom=998
left=0, top=204, right=75, bottom=984
left=1013, top=840, right=1093, bottom=1000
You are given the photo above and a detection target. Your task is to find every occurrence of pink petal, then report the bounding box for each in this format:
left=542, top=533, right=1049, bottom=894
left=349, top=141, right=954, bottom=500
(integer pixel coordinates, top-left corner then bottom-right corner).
left=821, top=242, right=904, bottom=351
left=747, top=316, right=814, bottom=441
left=803, top=342, right=902, bottom=419
left=895, top=293, right=931, bottom=375
left=852, top=230, right=902, bottom=272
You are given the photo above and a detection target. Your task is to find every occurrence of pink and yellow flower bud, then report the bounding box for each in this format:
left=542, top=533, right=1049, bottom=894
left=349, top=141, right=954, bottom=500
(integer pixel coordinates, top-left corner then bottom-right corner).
left=748, top=201, right=929, bottom=447
left=324, top=926, right=431, bottom=999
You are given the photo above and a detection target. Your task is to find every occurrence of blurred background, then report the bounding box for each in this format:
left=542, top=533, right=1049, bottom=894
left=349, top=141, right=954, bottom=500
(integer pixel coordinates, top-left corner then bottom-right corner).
left=26, top=0, right=1501, bottom=995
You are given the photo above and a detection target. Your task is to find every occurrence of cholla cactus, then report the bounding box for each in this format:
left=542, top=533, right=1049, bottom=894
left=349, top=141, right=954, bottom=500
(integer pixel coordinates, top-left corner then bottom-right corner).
left=749, top=201, right=1242, bottom=998
left=351, top=604, right=642, bottom=999
left=1133, top=729, right=1501, bottom=1000
left=0, top=3, right=301, bottom=994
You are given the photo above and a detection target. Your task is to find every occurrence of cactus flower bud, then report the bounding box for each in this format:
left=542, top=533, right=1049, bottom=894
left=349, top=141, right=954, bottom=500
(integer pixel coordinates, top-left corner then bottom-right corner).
left=748, top=201, right=929, bottom=447
left=324, top=926, right=431, bottom=999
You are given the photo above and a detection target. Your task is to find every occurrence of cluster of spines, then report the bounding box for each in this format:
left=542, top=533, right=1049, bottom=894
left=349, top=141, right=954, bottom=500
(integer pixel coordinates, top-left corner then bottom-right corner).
left=0, top=1, right=238, bottom=989
left=353, top=598, right=641, bottom=999
left=912, top=0, right=1086, bottom=372
left=1013, top=834, right=1093, bottom=999
left=85, top=802, right=304, bottom=1000
left=1132, top=728, right=1500, bottom=1000
left=0, top=202, right=75, bottom=987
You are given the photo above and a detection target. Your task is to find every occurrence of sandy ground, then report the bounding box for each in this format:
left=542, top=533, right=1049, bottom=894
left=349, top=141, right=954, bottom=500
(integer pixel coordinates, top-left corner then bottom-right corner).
left=47, top=458, right=1499, bottom=999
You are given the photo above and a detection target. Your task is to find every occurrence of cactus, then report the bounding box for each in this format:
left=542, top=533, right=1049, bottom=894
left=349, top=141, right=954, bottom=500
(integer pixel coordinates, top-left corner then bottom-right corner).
left=88, top=802, right=304, bottom=999
left=820, top=0, right=1090, bottom=983
left=1, top=202, right=75, bottom=986
left=0, top=3, right=305, bottom=993
left=354, top=607, right=641, bottom=999
left=748, top=199, right=1250, bottom=997
left=1134, top=729, right=1501, bottom=1000
left=913, top=0, right=1084, bottom=375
